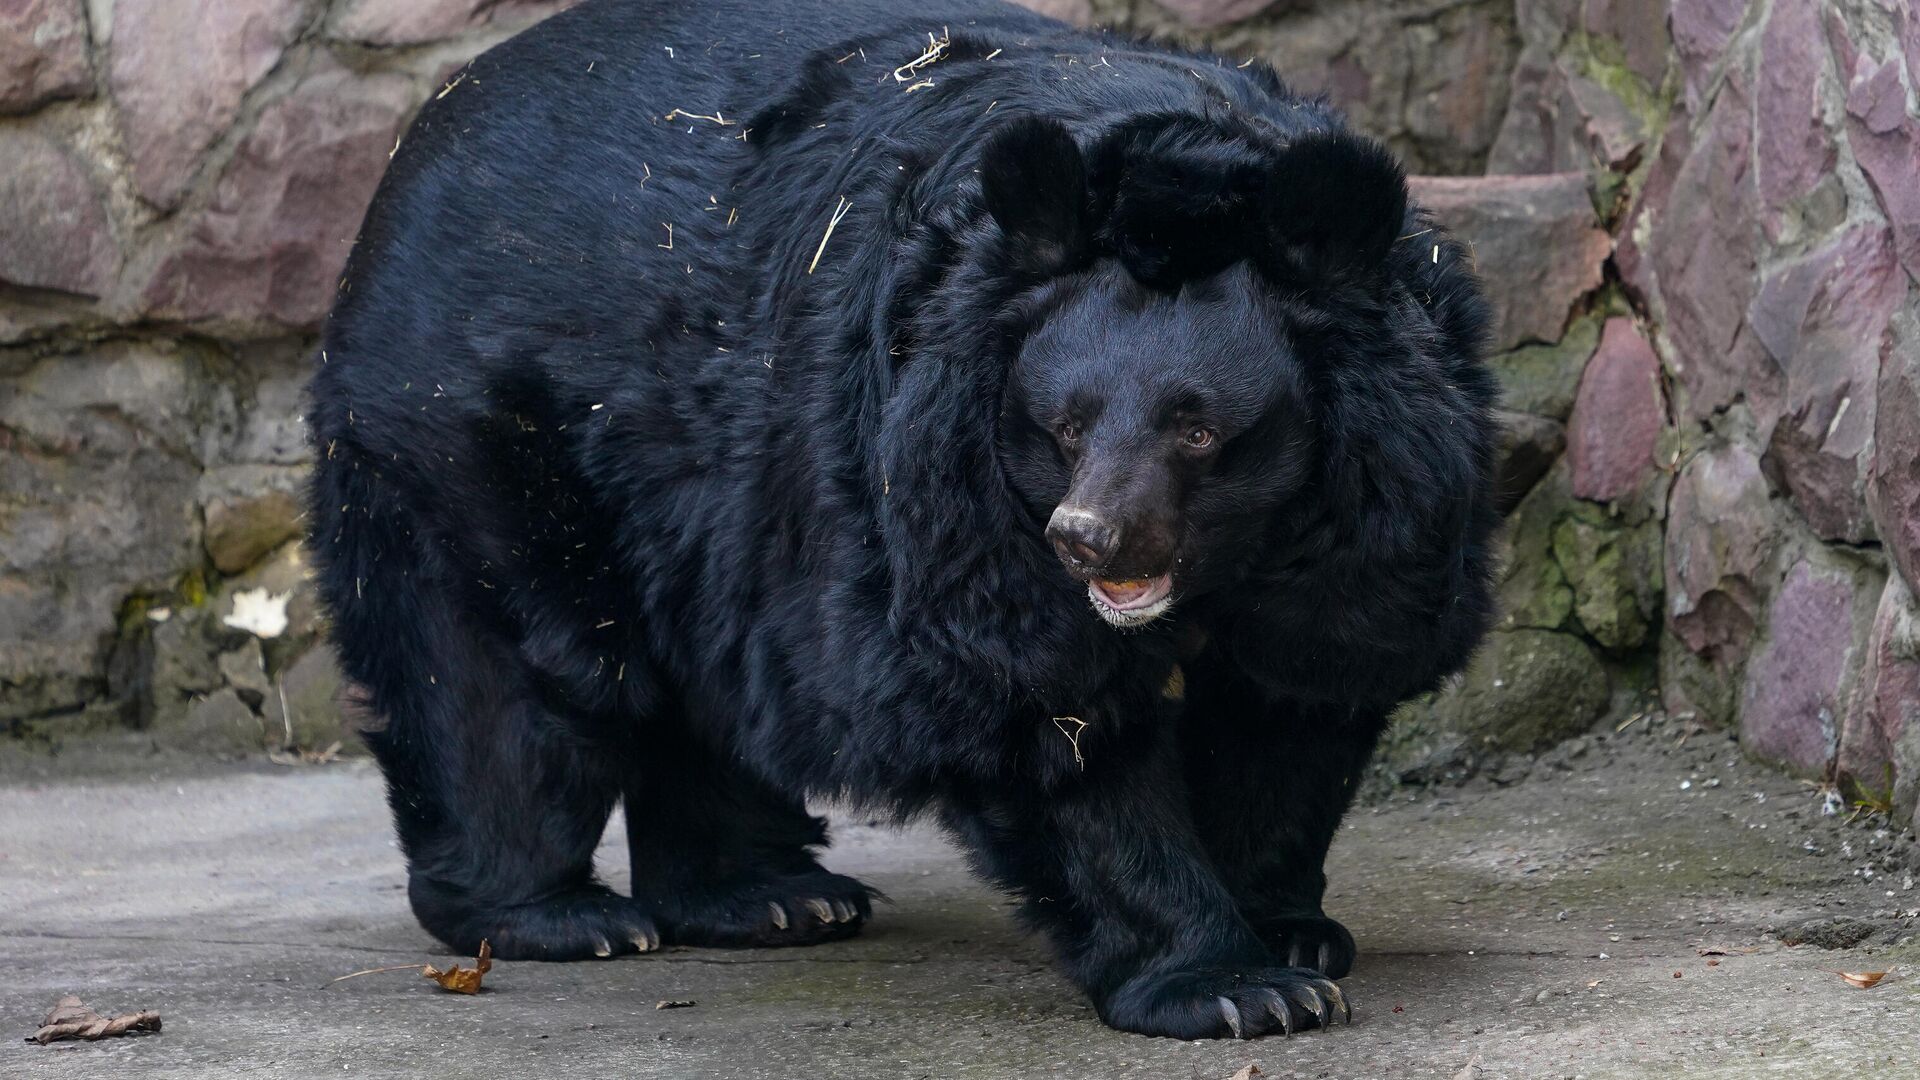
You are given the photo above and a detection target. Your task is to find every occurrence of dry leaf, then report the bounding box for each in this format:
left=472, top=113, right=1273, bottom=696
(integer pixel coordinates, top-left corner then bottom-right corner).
left=424, top=940, right=492, bottom=994
left=27, top=995, right=162, bottom=1044
left=1832, top=970, right=1889, bottom=989
left=1226, top=1067, right=1262, bottom=1080
left=655, top=999, right=697, bottom=1010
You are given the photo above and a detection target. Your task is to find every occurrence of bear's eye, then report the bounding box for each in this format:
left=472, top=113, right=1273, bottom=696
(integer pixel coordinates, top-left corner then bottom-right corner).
left=1182, top=426, right=1216, bottom=450
left=1055, top=421, right=1081, bottom=446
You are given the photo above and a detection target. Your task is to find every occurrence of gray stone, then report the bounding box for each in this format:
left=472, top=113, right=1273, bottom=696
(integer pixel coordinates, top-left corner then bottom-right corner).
left=0, top=347, right=208, bottom=725
left=1660, top=623, right=1740, bottom=725
left=142, top=63, right=416, bottom=328
left=199, top=464, right=308, bottom=574
left=218, top=638, right=272, bottom=707
left=1409, top=174, right=1610, bottom=352
left=1487, top=313, right=1600, bottom=421
left=1664, top=443, right=1778, bottom=660
left=0, top=0, right=92, bottom=113
left=1494, top=410, right=1563, bottom=511
left=1778, top=915, right=1878, bottom=950
left=152, top=607, right=224, bottom=701
left=110, top=0, right=308, bottom=209
left=1430, top=628, right=1610, bottom=752
left=261, top=642, right=356, bottom=752
left=0, top=130, right=118, bottom=296
left=169, top=687, right=266, bottom=754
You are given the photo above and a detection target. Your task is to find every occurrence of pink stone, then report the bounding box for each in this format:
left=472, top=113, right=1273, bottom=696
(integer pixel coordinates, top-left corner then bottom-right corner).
left=1567, top=317, right=1664, bottom=502
left=141, top=64, right=415, bottom=329
left=1871, top=321, right=1920, bottom=591
left=1648, top=72, right=1762, bottom=417
left=110, top=0, right=307, bottom=209
left=1408, top=173, right=1611, bottom=351
left=1741, top=560, right=1856, bottom=774
left=1838, top=576, right=1920, bottom=799
left=1755, top=0, right=1834, bottom=236
left=1010, top=0, right=1093, bottom=23
left=1669, top=0, right=1748, bottom=111
left=0, top=130, right=118, bottom=296
left=330, top=0, right=578, bottom=44
left=1152, top=0, right=1279, bottom=28
left=332, top=0, right=489, bottom=44
left=1844, top=57, right=1920, bottom=284
left=1750, top=225, right=1903, bottom=542
left=1614, top=112, right=1688, bottom=305
left=0, top=0, right=92, bottom=113
left=1664, top=443, right=1778, bottom=658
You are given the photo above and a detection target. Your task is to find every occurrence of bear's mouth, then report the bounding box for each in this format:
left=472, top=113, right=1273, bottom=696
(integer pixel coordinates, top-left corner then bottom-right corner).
left=1087, top=573, right=1175, bottom=628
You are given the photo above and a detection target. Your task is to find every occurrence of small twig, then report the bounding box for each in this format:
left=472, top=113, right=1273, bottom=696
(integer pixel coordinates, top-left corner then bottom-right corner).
left=806, top=197, right=852, bottom=274
left=663, top=108, right=733, bottom=126
left=328, top=964, right=425, bottom=986
left=893, top=28, right=951, bottom=83
left=1052, top=716, right=1089, bottom=770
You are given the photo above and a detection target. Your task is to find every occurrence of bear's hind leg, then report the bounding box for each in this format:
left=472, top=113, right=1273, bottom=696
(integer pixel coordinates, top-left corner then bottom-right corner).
left=625, top=729, right=874, bottom=948
left=381, top=687, right=662, bottom=961
left=317, top=444, right=658, bottom=962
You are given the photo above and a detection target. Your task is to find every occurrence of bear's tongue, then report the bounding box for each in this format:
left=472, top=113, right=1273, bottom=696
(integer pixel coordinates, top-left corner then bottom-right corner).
left=1090, top=574, right=1171, bottom=611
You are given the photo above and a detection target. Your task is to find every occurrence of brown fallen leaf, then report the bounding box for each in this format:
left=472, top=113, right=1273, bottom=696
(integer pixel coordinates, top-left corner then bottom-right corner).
left=654, top=999, right=697, bottom=1010
left=1226, top=1067, right=1262, bottom=1080
left=1831, top=970, right=1889, bottom=989
left=27, top=995, right=162, bottom=1044
left=424, top=940, right=492, bottom=994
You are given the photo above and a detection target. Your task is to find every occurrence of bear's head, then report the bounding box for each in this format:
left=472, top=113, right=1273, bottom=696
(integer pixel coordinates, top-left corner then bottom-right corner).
left=975, top=113, right=1491, bottom=640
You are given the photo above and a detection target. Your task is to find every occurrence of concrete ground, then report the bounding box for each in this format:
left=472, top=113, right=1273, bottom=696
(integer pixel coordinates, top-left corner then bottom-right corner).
left=4, top=717, right=1918, bottom=1079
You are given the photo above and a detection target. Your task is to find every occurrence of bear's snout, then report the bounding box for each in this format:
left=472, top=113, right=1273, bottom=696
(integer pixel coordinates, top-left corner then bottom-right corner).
left=1046, top=505, right=1120, bottom=571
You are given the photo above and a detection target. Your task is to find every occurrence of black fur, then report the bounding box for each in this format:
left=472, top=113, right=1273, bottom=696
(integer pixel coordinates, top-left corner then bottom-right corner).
left=307, top=0, right=1498, bottom=1040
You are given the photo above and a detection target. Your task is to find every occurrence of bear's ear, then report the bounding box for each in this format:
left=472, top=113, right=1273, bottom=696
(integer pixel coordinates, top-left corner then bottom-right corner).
left=979, top=116, right=1090, bottom=277
left=1260, top=133, right=1407, bottom=285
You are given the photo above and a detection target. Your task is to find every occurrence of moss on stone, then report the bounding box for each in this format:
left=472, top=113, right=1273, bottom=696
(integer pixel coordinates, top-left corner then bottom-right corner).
left=1430, top=628, right=1611, bottom=752
left=1551, top=508, right=1664, bottom=652
left=1487, top=314, right=1601, bottom=421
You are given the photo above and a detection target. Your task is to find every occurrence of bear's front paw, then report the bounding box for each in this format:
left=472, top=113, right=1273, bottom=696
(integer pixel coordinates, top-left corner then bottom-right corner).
left=1251, top=912, right=1357, bottom=978
left=1099, top=965, right=1351, bottom=1040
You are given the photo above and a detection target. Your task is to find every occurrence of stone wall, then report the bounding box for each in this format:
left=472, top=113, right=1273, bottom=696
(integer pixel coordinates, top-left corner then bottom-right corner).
left=2, top=0, right=1916, bottom=827
left=1, top=0, right=583, bottom=752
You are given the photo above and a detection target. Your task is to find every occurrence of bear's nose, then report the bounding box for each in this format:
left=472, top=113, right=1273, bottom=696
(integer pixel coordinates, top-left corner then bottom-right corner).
left=1046, top=506, right=1120, bottom=571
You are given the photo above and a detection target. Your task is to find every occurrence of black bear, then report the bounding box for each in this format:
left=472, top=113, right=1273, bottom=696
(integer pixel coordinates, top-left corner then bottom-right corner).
left=307, top=0, right=1498, bottom=1040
